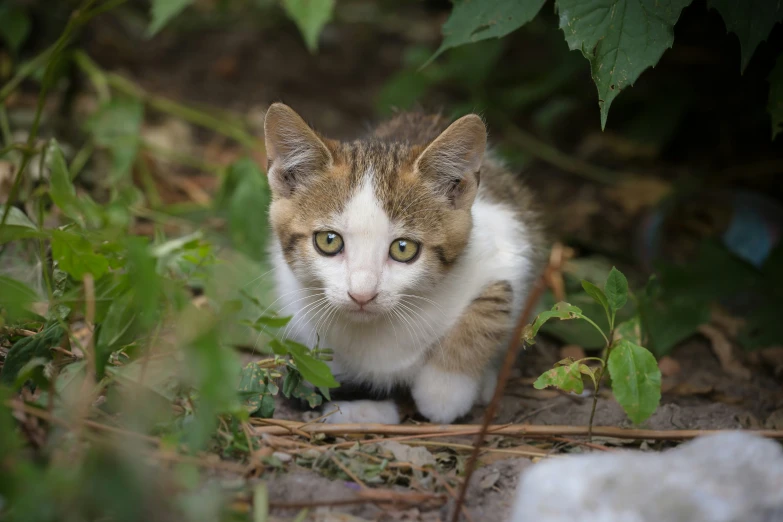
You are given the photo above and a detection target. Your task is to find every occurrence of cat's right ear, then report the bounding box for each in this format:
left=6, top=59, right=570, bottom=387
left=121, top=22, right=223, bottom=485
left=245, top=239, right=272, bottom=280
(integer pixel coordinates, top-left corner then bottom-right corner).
left=264, top=103, right=332, bottom=197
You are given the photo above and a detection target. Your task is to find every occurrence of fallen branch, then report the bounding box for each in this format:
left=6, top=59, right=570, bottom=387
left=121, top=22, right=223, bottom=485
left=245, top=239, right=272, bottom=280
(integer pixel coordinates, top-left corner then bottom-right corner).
left=268, top=489, right=446, bottom=510
left=251, top=419, right=783, bottom=441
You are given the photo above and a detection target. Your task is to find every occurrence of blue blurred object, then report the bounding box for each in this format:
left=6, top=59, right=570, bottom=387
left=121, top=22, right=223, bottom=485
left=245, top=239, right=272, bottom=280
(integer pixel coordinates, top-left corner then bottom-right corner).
left=722, top=192, right=783, bottom=268
left=636, top=189, right=783, bottom=270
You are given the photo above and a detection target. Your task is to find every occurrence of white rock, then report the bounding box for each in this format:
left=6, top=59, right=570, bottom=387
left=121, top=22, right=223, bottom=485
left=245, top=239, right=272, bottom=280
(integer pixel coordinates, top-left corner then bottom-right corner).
left=510, top=432, right=783, bottom=522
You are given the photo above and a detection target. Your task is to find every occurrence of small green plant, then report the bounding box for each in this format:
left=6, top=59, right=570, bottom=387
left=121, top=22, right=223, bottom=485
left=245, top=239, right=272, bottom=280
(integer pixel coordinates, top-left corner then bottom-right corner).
left=525, top=267, right=662, bottom=438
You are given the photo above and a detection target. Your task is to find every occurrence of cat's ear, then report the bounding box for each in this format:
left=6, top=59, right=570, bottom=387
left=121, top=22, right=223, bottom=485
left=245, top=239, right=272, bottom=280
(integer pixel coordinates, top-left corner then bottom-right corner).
left=414, top=114, right=486, bottom=210
left=264, top=103, right=333, bottom=197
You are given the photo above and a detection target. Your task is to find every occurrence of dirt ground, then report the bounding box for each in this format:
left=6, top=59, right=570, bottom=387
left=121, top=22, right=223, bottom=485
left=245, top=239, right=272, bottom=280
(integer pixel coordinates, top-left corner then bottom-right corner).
left=77, top=8, right=783, bottom=521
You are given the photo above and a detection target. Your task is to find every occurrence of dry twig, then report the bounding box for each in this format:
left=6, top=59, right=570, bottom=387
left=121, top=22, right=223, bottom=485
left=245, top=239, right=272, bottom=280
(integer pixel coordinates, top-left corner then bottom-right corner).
left=251, top=418, right=783, bottom=441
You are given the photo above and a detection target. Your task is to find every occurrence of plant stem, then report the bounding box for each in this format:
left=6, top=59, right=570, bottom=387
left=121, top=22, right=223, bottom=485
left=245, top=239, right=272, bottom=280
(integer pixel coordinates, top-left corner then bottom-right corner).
left=0, top=0, right=100, bottom=232
left=72, top=51, right=260, bottom=150
left=587, top=329, right=614, bottom=442
left=0, top=45, right=56, bottom=104
left=503, top=124, right=619, bottom=185
left=0, top=104, right=12, bottom=146
left=581, top=315, right=610, bottom=345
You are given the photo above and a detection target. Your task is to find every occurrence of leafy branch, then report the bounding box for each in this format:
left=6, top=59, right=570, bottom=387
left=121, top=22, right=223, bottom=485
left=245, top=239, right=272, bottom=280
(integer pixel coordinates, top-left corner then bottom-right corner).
left=432, top=0, right=783, bottom=134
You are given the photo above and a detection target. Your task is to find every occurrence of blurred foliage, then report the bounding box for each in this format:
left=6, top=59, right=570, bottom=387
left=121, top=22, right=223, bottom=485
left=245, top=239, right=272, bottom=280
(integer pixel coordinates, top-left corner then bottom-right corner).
left=0, top=1, right=339, bottom=520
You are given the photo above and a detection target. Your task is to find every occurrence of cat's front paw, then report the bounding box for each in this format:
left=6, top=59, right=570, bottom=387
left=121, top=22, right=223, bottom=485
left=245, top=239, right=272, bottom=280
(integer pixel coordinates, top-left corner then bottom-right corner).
left=412, top=365, right=479, bottom=424
left=321, top=400, right=400, bottom=424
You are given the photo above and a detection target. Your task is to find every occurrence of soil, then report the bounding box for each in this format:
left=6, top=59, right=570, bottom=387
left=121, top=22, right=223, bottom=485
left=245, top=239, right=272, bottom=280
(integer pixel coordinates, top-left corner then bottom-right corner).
left=33, top=4, right=783, bottom=521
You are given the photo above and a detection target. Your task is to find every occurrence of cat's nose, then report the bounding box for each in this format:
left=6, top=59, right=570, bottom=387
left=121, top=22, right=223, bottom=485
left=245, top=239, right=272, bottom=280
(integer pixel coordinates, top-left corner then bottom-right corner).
left=348, top=291, right=378, bottom=306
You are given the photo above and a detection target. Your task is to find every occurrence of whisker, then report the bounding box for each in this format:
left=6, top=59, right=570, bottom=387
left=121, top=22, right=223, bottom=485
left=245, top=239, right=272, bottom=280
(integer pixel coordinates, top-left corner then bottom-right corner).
left=260, top=286, right=328, bottom=316
left=282, top=297, right=329, bottom=341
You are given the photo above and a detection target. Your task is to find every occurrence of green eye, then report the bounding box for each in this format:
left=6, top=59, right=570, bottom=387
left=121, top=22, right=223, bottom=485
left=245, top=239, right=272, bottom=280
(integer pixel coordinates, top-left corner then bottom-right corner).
left=314, top=231, right=344, bottom=256
left=389, top=238, right=420, bottom=263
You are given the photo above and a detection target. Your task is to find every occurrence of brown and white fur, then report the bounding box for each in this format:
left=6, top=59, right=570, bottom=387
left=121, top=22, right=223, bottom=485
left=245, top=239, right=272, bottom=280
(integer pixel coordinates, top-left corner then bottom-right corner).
left=264, top=104, right=544, bottom=424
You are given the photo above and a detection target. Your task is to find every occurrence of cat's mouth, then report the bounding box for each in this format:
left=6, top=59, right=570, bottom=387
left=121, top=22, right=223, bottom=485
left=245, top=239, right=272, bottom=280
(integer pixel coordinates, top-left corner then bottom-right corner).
left=341, top=300, right=385, bottom=322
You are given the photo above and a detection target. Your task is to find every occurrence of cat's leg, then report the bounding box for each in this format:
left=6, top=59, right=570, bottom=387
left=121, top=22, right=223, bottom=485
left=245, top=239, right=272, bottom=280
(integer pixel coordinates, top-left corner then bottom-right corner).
left=321, top=362, right=401, bottom=424
left=412, top=281, right=513, bottom=424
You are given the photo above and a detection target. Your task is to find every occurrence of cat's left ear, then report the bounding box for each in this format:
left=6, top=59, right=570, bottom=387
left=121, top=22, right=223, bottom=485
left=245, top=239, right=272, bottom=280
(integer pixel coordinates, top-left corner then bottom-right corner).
left=264, top=103, right=333, bottom=197
left=414, top=114, right=486, bottom=210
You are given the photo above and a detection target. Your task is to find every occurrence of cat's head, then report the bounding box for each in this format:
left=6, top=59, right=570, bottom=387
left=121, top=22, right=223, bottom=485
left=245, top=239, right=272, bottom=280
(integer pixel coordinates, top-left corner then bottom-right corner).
left=264, top=103, right=486, bottom=322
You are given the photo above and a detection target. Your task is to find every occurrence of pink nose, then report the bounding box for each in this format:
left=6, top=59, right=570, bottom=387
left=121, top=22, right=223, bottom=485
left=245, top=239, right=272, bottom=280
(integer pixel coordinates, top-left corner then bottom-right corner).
left=348, top=292, right=378, bottom=306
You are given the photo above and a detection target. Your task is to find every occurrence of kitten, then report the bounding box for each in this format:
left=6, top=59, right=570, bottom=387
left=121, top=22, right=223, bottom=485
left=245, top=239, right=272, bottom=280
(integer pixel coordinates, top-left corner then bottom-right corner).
left=264, top=104, right=544, bottom=425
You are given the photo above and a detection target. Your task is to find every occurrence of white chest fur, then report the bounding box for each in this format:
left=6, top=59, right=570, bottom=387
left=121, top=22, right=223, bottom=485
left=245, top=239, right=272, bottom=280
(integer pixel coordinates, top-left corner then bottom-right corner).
left=270, top=192, right=534, bottom=392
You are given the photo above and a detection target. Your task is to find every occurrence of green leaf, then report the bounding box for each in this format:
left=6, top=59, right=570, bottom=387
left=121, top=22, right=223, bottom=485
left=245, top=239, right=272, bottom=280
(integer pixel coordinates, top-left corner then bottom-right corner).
left=290, top=380, right=323, bottom=408
left=1, top=324, right=63, bottom=385
left=533, top=362, right=584, bottom=394
left=0, top=205, right=44, bottom=244
left=184, top=324, right=242, bottom=447
left=215, top=158, right=270, bottom=261
left=581, top=280, right=610, bottom=322
left=523, top=302, right=584, bottom=344
left=96, top=291, right=137, bottom=378
left=708, top=0, right=783, bottom=72
left=148, top=0, right=194, bottom=36
left=51, top=230, right=109, bottom=280
left=259, top=393, right=276, bottom=418
left=268, top=339, right=287, bottom=356
left=49, top=140, right=82, bottom=221
left=125, top=237, right=162, bottom=330
left=0, top=5, right=31, bottom=53
left=0, top=276, right=39, bottom=323
left=238, top=361, right=274, bottom=415
left=285, top=340, right=339, bottom=388
left=86, top=98, right=144, bottom=180
left=431, top=0, right=546, bottom=62
left=607, top=339, right=661, bottom=424
left=604, top=267, right=629, bottom=314
left=282, top=370, right=301, bottom=398
left=768, top=53, right=783, bottom=140
left=281, top=0, right=335, bottom=53
left=13, top=357, right=49, bottom=390
left=557, top=0, right=692, bottom=128
left=578, top=364, right=599, bottom=391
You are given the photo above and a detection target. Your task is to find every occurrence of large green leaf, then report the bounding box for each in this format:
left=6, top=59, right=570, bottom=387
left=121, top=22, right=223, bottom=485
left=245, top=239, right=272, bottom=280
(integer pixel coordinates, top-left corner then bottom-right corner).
left=0, top=205, right=44, bottom=244
left=607, top=339, right=661, bottom=424
left=604, top=267, right=629, bottom=315
left=215, top=158, right=270, bottom=261
left=769, top=53, right=783, bottom=140
left=1, top=323, right=63, bottom=385
left=581, top=280, right=610, bottom=324
left=51, top=230, right=109, bottom=280
left=431, top=0, right=547, bottom=61
left=86, top=98, right=144, bottom=181
left=0, top=276, right=39, bottom=324
left=148, top=0, right=194, bottom=36
left=285, top=340, right=338, bottom=388
left=49, top=141, right=82, bottom=222
left=0, top=5, right=31, bottom=53
left=281, top=0, right=335, bottom=52
left=708, top=0, right=783, bottom=72
left=96, top=291, right=137, bottom=378
left=557, top=0, right=692, bottom=128
left=533, top=362, right=584, bottom=394
left=238, top=361, right=276, bottom=416
left=523, top=301, right=585, bottom=344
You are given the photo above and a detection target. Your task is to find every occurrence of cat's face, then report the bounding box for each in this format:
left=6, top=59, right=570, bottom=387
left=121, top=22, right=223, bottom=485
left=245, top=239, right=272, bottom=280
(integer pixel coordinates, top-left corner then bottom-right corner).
left=264, top=104, right=486, bottom=322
